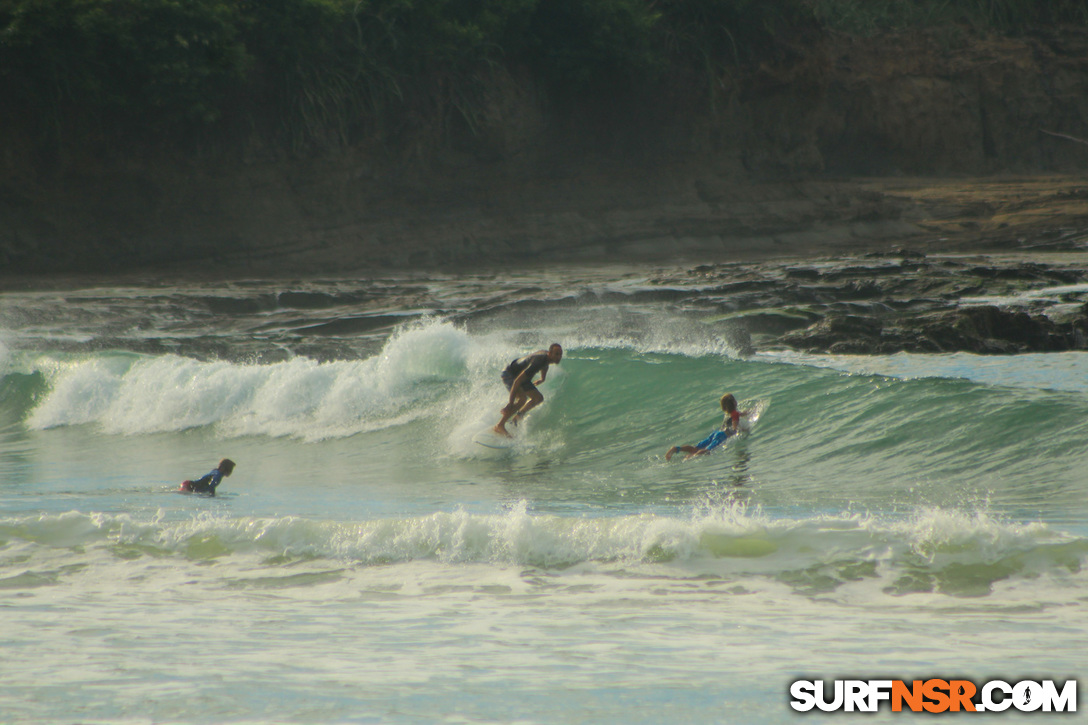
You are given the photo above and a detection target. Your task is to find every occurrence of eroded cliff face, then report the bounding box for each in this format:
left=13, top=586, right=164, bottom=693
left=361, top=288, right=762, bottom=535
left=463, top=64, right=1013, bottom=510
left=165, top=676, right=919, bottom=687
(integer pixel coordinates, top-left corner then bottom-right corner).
left=810, top=30, right=1088, bottom=175
left=3, top=29, right=1088, bottom=276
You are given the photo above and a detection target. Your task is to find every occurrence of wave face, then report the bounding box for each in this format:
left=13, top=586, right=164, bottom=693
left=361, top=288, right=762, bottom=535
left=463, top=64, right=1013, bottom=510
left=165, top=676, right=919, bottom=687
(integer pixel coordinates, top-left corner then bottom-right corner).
left=5, top=315, right=1088, bottom=522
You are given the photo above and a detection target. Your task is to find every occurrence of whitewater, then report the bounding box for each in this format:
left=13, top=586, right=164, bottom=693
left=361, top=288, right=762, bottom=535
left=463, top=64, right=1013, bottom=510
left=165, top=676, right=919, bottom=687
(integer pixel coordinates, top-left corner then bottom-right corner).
left=1, top=265, right=1085, bottom=723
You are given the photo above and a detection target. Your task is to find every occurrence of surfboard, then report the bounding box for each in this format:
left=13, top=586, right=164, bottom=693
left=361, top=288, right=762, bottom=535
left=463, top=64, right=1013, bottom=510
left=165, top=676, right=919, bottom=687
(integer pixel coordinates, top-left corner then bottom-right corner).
left=740, top=399, right=769, bottom=432
left=473, top=430, right=516, bottom=449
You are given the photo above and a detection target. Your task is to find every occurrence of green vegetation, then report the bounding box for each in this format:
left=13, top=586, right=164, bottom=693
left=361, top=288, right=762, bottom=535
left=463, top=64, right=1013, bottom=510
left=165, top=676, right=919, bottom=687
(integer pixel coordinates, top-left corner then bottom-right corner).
left=0, top=0, right=247, bottom=146
left=2, top=0, right=1087, bottom=156
left=808, top=0, right=1088, bottom=35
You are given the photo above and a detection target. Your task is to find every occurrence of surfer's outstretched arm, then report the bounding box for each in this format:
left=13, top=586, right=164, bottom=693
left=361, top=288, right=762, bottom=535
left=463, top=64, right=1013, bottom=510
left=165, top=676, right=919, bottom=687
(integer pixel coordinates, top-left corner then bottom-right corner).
left=666, top=445, right=701, bottom=461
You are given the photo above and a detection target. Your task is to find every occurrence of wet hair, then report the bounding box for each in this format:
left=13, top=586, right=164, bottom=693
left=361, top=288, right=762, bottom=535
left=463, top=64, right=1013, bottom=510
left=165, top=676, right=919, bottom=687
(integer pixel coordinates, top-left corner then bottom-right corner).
left=720, top=394, right=737, bottom=412
left=549, top=343, right=563, bottom=359
left=218, top=458, right=236, bottom=474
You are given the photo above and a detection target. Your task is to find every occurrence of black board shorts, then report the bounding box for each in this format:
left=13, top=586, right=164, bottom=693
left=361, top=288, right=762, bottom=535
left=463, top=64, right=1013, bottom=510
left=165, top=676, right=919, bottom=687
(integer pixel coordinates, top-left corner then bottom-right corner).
left=501, top=370, right=539, bottom=395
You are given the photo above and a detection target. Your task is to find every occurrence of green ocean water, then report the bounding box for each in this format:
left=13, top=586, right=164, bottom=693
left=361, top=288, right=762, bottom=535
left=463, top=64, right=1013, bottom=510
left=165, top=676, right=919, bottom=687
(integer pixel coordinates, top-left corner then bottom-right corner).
left=1, top=271, right=1085, bottom=723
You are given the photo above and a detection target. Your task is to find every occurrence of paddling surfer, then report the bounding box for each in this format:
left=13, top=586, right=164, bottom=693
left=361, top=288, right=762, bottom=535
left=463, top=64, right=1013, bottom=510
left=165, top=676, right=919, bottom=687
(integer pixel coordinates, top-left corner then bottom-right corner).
left=179, top=458, right=236, bottom=496
left=665, top=393, right=748, bottom=461
left=493, top=343, right=563, bottom=437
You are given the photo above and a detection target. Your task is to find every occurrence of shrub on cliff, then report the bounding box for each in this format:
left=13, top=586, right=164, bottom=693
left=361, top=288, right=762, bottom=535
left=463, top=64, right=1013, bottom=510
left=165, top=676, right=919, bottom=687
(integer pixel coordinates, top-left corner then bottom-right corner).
left=809, top=0, right=1088, bottom=35
left=0, top=0, right=249, bottom=144
left=3, top=0, right=1088, bottom=159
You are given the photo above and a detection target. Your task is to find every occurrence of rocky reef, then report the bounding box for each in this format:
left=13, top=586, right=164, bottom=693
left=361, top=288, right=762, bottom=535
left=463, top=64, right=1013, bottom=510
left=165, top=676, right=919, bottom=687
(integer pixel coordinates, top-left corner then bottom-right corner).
left=652, top=252, right=1088, bottom=355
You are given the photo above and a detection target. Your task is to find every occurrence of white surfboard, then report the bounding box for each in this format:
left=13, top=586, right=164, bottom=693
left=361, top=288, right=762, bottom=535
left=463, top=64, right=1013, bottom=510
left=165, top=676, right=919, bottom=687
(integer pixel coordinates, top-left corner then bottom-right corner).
left=473, top=430, right=516, bottom=449
left=739, top=399, right=769, bottom=433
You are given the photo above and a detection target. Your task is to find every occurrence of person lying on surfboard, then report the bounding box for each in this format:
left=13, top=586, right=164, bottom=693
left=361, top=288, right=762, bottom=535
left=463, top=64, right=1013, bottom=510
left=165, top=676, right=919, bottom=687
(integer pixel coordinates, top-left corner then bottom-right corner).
left=179, top=458, right=236, bottom=496
left=492, top=343, right=563, bottom=437
left=665, top=394, right=748, bottom=462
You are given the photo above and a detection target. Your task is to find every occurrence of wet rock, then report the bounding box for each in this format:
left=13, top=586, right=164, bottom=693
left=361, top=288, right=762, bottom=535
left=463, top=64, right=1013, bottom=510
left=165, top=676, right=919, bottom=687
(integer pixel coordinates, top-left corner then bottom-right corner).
left=910, top=306, right=1061, bottom=353
left=784, top=267, right=821, bottom=280
left=728, top=309, right=821, bottom=336
left=723, top=327, right=755, bottom=357
left=780, top=314, right=884, bottom=352
left=665, top=254, right=1088, bottom=355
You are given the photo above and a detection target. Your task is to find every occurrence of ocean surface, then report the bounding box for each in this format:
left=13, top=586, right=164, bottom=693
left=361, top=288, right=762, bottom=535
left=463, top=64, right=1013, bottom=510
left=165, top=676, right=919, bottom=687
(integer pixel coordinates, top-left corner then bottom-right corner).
left=1, top=264, right=1085, bottom=723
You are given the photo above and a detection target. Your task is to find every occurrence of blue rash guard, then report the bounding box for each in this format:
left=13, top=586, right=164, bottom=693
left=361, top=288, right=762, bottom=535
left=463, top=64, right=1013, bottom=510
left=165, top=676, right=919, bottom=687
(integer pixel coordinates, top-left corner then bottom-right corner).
left=184, top=469, right=225, bottom=495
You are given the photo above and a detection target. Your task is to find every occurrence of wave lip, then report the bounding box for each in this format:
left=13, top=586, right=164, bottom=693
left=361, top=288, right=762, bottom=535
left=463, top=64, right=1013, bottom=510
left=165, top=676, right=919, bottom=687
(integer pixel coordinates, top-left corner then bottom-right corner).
left=7, top=312, right=750, bottom=440
left=15, top=321, right=476, bottom=440
left=765, top=349, right=1088, bottom=392
left=3, top=507, right=1084, bottom=601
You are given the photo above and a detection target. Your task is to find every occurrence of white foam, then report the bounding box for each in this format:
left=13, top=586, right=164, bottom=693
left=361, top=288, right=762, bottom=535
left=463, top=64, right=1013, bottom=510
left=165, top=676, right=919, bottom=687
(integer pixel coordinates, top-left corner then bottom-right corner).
left=959, top=282, right=1088, bottom=308
left=760, top=349, right=1088, bottom=392
left=21, top=319, right=592, bottom=441
left=8, top=503, right=1080, bottom=589
left=22, top=321, right=480, bottom=439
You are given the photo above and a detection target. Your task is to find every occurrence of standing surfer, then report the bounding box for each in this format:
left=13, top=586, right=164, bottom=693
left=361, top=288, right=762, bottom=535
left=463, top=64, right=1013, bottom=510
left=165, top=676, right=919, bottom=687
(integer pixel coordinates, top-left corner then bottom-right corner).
left=493, top=343, right=563, bottom=437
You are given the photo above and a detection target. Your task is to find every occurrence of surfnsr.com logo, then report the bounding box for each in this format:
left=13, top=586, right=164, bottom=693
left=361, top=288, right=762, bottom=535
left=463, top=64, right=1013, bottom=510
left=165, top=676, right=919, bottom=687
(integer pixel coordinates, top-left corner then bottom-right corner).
left=790, top=679, right=1078, bottom=713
